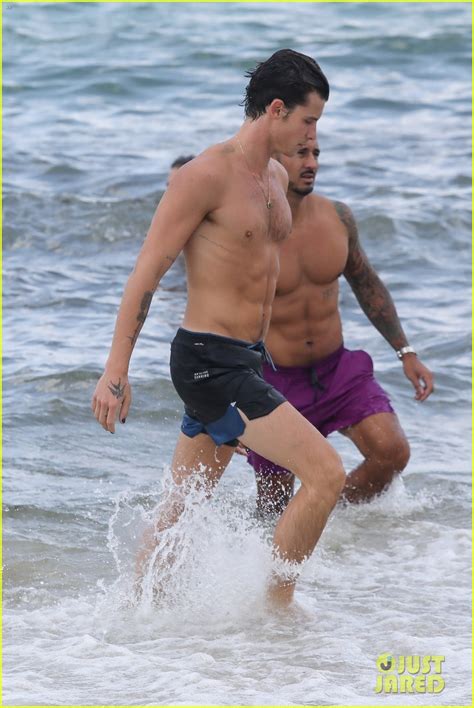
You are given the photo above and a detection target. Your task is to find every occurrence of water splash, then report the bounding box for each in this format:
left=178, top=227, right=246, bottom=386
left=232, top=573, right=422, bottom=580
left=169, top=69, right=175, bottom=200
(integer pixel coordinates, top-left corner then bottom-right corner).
left=99, top=466, right=281, bottom=636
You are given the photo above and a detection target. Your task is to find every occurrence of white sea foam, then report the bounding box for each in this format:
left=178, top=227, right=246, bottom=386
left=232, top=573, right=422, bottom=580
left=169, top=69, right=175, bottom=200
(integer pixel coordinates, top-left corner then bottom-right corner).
left=5, top=473, right=471, bottom=705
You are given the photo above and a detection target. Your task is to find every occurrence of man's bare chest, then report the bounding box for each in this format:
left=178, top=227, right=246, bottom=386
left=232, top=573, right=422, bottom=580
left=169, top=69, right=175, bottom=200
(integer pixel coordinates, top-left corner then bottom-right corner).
left=277, top=223, right=349, bottom=294
left=205, top=174, right=292, bottom=247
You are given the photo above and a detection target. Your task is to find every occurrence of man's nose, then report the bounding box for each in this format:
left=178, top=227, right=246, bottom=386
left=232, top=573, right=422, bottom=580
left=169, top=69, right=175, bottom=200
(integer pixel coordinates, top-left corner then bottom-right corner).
left=304, top=153, right=318, bottom=170
left=306, top=123, right=317, bottom=141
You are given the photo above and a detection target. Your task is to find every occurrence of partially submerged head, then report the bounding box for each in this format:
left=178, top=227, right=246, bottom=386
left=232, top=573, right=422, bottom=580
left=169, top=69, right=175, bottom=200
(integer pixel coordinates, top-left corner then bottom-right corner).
left=167, top=154, right=195, bottom=185
left=243, top=49, right=329, bottom=156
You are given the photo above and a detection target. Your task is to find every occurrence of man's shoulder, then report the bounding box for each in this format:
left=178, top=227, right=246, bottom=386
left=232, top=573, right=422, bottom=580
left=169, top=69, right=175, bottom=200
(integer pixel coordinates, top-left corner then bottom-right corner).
left=168, top=145, right=231, bottom=196
left=306, top=193, right=345, bottom=217
left=270, top=158, right=289, bottom=188
left=312, top=194, right=349, bottom=211
left=312, top=195, right=356, bottom=227
left=198, top=140, right=242, bottom=170
left=183, top=144, right=232, bottom=177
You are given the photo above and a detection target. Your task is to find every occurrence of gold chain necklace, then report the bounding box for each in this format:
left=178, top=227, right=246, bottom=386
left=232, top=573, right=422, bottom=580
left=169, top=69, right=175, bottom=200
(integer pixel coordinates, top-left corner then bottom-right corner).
left=236, top=137, right=272, bottom=209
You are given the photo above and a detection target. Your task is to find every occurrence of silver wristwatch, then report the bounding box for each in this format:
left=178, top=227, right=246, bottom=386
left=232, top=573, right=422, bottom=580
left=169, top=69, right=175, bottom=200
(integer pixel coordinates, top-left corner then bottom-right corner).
left=396, top=345, right=417, bottom=360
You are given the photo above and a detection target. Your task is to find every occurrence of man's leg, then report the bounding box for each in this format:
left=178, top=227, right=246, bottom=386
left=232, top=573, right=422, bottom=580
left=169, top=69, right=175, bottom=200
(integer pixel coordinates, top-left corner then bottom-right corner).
left=165, top=430, right=235, bottom=520
left=136, top=432, right=234, bottom=581
left=339, top=412, right=410, bottom=503
left=238, top=402, right=345, bottom=606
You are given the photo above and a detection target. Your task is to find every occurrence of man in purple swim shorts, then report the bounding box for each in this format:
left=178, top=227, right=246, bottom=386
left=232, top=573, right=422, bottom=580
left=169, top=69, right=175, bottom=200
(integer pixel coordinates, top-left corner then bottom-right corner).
left=247, top=138, right=434, bottom=511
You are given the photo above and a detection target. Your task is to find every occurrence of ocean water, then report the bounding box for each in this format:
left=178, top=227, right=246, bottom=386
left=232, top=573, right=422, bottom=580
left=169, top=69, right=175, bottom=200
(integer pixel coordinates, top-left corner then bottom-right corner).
left=3, top=2, right=471, bottom=705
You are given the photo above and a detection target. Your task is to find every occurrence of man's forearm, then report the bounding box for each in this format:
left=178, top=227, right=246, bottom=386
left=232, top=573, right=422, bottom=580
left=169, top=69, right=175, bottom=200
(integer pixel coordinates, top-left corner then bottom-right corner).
left=105, top=279, right=156, bottom=373
left=347, top=271, right=409, bottom=351
left=334, top=200, right=411, bottom=354
left=105, top=256, right=172, bottom=373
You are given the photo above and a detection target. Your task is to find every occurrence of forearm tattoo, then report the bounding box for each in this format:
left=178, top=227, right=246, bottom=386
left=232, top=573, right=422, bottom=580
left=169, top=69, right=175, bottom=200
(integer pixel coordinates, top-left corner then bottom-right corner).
left=108, top=378, right=125, bottom=399
left=125, top=254, right=176, bottom=349
left=128, top=290, right=153, bottom=348
left=334, top=201, right=408, bottom=350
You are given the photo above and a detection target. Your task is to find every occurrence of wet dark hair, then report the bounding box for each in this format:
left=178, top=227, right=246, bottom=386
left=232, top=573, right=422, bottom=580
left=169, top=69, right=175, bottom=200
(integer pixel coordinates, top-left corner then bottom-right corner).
left=243, top=48, right=329, bottom=120
left=170, top=154, right=195, bottom=169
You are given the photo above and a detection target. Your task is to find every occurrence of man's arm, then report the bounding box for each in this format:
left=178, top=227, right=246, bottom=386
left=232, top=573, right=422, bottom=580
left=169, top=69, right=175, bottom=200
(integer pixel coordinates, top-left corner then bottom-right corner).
left=92, top=160, right=222, bottom=432
left=334, top=200, right=434, bottom=401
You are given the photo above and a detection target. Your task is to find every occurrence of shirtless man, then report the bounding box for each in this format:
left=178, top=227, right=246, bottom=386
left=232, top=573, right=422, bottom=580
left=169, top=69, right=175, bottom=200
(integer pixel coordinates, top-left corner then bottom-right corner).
left=247, top=139, right=434, bottom=512
left=91, top=50, right=345, bottom=606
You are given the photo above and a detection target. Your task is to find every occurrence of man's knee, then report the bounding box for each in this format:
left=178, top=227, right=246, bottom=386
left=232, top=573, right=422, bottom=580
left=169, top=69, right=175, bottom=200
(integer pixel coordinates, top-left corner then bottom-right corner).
left=323, top=449, right=346, bottom=498
left=373, top=434, right=411, bottom=472
left=298, top=444, right=345, bottom=502
left=394, top=436, right=410, bottom=471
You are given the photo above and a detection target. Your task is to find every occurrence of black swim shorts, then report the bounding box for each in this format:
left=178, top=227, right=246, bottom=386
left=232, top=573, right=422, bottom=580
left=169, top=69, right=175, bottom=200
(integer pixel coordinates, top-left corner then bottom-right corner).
left=169, top=328, right=286, bottom=446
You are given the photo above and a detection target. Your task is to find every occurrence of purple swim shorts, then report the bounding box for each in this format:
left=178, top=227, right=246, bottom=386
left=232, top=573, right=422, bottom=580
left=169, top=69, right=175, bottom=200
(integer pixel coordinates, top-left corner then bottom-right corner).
left=248, top=344, right=394, bottom=476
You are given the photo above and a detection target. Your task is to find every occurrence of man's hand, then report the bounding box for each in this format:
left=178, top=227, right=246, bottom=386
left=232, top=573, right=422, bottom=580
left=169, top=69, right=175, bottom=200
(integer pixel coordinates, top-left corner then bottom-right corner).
left=401, top=354, right=434, bottom=402
left=92, top=372, right=132, bottom=433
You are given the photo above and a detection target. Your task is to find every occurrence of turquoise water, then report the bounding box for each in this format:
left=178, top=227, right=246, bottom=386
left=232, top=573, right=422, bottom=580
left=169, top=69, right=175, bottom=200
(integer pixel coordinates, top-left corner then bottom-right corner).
left=4, top=2, right=471, bottom=705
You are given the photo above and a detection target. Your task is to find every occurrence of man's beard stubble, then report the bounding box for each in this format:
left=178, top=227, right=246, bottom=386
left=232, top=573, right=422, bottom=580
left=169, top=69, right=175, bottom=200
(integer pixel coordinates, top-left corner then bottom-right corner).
left=289, top=181, right=314, bottom=197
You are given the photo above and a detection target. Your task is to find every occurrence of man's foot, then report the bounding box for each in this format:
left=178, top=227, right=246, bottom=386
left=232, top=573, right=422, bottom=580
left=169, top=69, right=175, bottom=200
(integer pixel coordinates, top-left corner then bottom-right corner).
left=267, top=580, right=295, bottom=609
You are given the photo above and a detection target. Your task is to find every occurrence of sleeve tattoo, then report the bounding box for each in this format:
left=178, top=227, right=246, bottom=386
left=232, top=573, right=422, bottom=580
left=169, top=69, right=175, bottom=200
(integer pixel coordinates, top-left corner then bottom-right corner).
left=334, top=201, right=409, bottom=350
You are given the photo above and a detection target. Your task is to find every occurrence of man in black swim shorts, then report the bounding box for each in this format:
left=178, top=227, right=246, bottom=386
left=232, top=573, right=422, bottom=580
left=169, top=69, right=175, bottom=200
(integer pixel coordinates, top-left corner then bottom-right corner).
left=92, top=49, right=345, bottom=607
left=170, top=329, right=286, bottom=446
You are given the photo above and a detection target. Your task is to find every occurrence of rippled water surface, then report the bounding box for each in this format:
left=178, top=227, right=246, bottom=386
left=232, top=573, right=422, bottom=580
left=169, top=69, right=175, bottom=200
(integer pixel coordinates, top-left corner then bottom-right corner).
left=4, top=2, right=471, bottom=705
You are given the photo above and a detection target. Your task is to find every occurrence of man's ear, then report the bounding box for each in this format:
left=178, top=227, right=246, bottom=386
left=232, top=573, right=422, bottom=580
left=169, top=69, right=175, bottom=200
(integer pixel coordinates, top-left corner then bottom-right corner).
left=267, top=98, right=286, bottom=119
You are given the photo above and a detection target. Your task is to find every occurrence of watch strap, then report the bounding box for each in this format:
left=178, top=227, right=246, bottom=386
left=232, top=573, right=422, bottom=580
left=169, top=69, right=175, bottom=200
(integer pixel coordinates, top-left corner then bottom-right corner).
left=396, top=345, right=417, bottom=360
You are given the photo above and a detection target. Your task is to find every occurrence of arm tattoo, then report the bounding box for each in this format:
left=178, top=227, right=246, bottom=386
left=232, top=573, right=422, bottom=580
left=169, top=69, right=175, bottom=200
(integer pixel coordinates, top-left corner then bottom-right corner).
left=127, top=290, right=154, bottom=348
left=334, top=201, right=409, bottom=350
left=125, top=253, right=175, bottom=350
left=108, top=378, right=125, bottom=399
